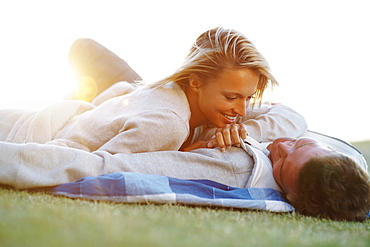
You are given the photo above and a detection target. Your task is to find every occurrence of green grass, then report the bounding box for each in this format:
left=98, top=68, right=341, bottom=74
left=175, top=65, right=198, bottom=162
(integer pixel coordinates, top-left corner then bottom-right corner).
left=1, top=141, right=370, bottom=247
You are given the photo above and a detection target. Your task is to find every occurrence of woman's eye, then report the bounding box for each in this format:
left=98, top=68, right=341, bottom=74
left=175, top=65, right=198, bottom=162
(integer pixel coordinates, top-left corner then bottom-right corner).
left=226, top=96, right=237, bottom=100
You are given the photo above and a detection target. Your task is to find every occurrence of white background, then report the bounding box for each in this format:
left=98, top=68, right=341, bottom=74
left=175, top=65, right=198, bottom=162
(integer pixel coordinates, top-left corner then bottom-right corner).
left=0, top=0, right=369, bottom=142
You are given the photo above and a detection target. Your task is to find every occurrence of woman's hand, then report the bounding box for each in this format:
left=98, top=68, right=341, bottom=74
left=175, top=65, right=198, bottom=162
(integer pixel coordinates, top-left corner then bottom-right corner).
left=207, top=123, right=247, bottom=152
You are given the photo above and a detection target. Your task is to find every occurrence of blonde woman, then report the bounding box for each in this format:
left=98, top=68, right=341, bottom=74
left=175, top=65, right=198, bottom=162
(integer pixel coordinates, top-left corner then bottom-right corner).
left=0, top=27, right=306, bottom=154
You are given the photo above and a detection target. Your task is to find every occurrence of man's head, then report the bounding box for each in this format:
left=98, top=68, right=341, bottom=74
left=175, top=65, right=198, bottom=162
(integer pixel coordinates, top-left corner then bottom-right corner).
left=268, top=137, right=370, bottom=221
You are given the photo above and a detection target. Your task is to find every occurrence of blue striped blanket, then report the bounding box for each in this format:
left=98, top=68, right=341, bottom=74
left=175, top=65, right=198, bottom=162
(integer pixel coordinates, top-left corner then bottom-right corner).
left=41, top=172, right=294, bottom=212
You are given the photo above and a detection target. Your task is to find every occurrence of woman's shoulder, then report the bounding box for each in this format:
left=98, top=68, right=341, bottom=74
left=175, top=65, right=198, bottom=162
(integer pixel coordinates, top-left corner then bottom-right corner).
left=144, top=81, right=184, bottom=97
left=136, top=82, right=189, bottom=112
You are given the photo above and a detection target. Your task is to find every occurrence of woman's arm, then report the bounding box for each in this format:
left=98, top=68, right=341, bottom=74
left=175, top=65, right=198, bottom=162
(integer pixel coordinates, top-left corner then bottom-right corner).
left=97, top=110, right=189, bottom=154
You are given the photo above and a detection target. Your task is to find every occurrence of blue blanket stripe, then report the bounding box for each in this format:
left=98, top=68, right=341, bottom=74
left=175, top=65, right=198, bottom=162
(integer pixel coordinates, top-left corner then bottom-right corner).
left=43, top=172, right=294, bottom=212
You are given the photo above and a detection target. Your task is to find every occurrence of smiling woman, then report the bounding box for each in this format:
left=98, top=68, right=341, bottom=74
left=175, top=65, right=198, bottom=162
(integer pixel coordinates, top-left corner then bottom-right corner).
left=0, top=27, right=287, bottom=154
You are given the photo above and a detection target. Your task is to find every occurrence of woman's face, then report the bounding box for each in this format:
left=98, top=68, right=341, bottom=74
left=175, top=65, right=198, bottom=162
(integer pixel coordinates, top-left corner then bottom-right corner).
left=267, top=137, right=335, bottom=201
left=193, top=68, right=259, bottom=128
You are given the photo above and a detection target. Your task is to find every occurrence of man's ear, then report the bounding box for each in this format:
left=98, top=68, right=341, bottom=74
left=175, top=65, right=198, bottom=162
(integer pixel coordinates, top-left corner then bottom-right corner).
left=189, top=74, right=201, bottom=93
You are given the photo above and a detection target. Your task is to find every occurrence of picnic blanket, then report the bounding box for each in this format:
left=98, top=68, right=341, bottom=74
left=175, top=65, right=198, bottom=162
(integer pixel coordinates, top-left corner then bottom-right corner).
left=39, top=172, right=294, bottom=212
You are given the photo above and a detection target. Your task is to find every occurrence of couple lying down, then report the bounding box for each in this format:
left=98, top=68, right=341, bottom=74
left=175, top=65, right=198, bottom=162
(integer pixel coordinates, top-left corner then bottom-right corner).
left=1, top=35, right=370, bottom=222
left=69, top=37, right=370, bottom=221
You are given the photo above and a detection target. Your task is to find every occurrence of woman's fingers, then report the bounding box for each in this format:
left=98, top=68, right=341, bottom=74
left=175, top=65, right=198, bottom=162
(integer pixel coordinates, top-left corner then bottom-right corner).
left=215, top=128, right=227, bottom=152
left=230, top=124, right=242, bottom=147
left=212, top=124, right=247, bottom=151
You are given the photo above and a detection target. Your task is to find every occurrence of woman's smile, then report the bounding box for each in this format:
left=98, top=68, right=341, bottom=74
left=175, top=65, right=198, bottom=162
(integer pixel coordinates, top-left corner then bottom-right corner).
left=222, top=113, right=237, bottom=123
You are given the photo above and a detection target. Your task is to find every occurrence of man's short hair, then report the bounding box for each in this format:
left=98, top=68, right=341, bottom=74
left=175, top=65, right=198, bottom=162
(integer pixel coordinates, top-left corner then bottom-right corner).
left=292, top=153, right=370, bottom=221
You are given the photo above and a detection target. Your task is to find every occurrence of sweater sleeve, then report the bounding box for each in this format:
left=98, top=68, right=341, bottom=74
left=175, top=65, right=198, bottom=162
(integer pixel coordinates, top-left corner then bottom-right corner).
left=239, top=103, right=308, bottom=142
left=97, top=109, right=189, bottom=154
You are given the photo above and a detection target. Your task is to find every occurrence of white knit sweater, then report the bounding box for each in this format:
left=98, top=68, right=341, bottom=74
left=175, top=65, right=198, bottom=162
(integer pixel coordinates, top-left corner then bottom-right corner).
left=51, top=82, right=190, bottom=154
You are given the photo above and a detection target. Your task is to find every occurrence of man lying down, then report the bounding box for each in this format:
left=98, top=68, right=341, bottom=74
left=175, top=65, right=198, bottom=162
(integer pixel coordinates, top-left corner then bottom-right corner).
left=0, top=129, right=369, bottom=221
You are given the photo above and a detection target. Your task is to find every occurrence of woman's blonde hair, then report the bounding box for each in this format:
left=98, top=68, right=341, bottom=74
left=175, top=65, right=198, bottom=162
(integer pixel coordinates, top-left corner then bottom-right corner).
left=145, top=27, right=278, bottom=102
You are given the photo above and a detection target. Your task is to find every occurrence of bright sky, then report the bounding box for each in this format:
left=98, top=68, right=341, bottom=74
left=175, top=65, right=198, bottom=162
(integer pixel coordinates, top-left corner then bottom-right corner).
left=0, top=0, right=369, bottom=142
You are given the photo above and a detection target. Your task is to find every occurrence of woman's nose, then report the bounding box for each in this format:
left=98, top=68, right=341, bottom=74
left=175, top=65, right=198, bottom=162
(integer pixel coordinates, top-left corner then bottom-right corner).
left=233, top=100, right=248, bottom=117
